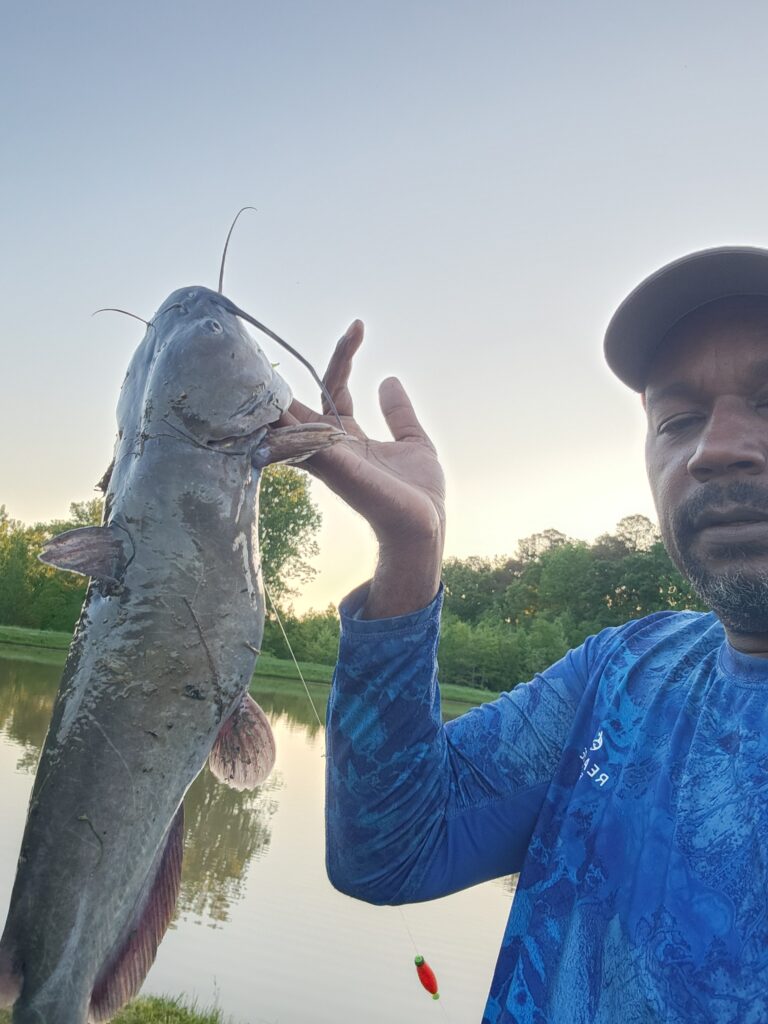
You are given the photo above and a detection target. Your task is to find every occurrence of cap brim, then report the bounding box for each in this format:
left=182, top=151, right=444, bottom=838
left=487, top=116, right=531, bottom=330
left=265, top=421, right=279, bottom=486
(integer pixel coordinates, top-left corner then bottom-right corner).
left=604, top=246, right=768, bottom=391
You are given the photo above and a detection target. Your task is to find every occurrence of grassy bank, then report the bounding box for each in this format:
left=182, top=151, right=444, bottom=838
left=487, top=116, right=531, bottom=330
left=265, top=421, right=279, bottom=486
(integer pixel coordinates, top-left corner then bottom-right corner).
left=0, top=624, right=498, bottom=707
left=0, top=624, right=333, bottom=683
left=0, top=995, right=228, bottom=1024
left=0, top=624, right=71, bottom=650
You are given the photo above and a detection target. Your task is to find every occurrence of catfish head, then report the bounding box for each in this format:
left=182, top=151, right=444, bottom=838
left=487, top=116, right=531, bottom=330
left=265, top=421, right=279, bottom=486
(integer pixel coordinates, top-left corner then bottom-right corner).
left=123, top=288, right=290, bottom=446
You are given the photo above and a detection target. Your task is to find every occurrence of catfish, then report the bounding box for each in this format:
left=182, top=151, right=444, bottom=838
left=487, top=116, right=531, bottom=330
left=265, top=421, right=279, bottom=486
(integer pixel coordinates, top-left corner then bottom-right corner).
left=0, top=283, right=342, bottom=1022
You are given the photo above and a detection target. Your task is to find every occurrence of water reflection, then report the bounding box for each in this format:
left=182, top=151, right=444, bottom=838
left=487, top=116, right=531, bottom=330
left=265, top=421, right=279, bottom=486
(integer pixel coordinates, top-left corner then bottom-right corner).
left=0, top=654, right=479, bottom=937
left=0, top=653, right=513, bottom=1022
left=251, top=686, right=329, bottom=738
left=179, top=762, right=281, bottom=925
left=493, top=874, right=519, bottom=898
left=0, top=657, right=294, bottom=926
left=0, top=658, right=58, bottom=772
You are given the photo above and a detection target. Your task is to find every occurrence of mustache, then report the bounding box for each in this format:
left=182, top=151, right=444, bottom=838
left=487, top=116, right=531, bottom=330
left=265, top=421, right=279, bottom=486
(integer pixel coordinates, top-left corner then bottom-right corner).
left=674, top=481, right=768, bottom=540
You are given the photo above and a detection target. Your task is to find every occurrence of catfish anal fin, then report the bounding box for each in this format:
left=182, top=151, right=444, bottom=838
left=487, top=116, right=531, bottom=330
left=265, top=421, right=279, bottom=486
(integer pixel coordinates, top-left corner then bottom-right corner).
left=209, top=694, right=276, bottom=790
left=88, top=804, right=184, bottom=1023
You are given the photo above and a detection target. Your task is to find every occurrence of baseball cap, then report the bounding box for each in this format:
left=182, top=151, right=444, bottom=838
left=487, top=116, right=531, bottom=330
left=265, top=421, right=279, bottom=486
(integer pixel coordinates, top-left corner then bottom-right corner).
left=604, top=246, right=768, bottom=391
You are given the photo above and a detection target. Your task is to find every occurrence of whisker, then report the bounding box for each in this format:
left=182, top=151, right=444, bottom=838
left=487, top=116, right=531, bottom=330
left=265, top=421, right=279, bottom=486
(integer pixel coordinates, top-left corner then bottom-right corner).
left=218, top=207, right=258, bottom=294
left=226, top=301, right=346, bottom=432
left=93, top=308, right=152, bottom=328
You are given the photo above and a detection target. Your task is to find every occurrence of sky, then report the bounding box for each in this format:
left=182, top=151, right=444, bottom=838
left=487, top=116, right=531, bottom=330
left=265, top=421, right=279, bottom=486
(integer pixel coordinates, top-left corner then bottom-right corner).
left=3, top=1, right=768, bottom=612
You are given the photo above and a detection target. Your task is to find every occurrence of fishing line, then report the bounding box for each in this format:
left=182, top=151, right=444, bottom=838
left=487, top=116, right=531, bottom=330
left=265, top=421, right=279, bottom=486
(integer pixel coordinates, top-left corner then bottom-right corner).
left=263, top=580, right=452, bottom=1017
left=395, top=904, right=452, bottom=1017
left=263, top=581, right=325, bottom=733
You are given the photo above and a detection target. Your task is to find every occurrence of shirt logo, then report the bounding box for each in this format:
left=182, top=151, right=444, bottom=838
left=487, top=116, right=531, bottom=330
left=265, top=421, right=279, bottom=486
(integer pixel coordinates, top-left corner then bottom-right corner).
left=580, top=729, right=610, bottom=787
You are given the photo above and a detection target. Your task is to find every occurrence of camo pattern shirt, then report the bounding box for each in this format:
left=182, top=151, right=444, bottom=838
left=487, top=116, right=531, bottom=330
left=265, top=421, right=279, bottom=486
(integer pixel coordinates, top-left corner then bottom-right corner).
left=325, top=584, right=768, bottom=1023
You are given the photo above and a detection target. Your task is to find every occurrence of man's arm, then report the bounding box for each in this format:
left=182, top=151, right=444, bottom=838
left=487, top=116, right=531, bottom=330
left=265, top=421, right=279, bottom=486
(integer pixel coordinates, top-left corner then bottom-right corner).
left=286, top=321, right=583, bottom=901
left=326, top=582, right=590, bottom=904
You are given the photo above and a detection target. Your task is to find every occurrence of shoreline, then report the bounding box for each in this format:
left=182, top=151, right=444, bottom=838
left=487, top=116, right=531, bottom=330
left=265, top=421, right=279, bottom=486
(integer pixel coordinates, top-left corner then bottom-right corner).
left=0, top=625, right=496, bottom=708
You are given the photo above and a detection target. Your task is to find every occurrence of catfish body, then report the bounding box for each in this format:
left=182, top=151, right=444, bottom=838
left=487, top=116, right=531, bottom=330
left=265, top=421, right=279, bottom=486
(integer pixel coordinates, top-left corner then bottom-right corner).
left=0, top=287, right=339, bottom=1022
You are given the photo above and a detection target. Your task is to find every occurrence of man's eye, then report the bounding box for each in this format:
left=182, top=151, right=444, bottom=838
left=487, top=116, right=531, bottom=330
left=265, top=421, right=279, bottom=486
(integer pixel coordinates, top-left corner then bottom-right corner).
left=657, top=414, right=701, bottom=436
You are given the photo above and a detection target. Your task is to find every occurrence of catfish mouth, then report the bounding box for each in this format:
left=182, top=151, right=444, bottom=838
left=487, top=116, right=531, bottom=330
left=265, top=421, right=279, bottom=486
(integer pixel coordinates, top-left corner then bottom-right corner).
left=205, top=423, right=272, bottom=452
left=204, top=387, right=284, bottom=449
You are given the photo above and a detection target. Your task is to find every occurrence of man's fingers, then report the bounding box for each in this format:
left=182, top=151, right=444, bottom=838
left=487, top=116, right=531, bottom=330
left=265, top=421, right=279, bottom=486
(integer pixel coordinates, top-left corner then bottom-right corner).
left=379, top=377, right=435, bottom=449
left=321, top=320, right=364, bottom=416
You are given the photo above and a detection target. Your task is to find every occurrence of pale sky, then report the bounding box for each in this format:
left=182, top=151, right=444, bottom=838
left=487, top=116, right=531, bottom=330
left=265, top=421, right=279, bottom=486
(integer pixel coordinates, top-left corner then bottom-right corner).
left=2, top=1, right=768, bottom=612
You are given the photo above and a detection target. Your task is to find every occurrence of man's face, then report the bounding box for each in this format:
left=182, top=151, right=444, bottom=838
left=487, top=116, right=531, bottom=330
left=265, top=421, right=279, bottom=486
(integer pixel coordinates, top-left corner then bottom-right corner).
left=645, top=296, right=768, bottom=634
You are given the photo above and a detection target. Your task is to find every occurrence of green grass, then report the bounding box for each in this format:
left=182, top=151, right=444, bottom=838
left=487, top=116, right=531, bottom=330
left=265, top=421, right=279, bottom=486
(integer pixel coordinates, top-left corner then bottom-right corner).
left=0, top=624, right=71, bottom=650
left=251, top=651, right=332, bottom=683
left=0, top=625, right=333, bottom=683
left=0, top=642, right=70, bottom=665
left=0, top=996, right=228, bottom=1023
left=110, top=996, right=229, bottom=1023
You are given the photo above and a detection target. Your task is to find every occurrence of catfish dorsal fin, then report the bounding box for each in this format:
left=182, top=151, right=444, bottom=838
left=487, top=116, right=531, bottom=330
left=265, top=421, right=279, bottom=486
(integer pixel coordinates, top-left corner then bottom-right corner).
left=39, top=524, right=130, bottom=583
left=88, top=805, right=184, bottom=1023
left=96, top=457, right=115, bottom=494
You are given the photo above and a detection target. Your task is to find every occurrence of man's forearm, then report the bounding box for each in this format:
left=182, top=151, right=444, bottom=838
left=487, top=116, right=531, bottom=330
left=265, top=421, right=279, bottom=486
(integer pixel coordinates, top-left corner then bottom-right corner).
left=361, top=537, right=443, bottom=619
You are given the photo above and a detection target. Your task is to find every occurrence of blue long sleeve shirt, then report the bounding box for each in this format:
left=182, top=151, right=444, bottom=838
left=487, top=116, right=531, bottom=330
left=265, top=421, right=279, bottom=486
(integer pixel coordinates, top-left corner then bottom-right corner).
left=325, top=584, right=768, bottom=1023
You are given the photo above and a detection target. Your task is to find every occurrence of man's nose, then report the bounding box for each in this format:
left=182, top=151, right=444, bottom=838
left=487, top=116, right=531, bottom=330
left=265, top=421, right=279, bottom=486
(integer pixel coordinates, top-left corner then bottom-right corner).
left=687, top=399, right=768, bottom=481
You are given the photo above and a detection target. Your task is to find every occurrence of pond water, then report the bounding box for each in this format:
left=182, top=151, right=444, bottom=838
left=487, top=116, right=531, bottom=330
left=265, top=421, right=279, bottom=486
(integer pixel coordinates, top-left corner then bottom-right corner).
left=0, top=653, right=515, bottom=1024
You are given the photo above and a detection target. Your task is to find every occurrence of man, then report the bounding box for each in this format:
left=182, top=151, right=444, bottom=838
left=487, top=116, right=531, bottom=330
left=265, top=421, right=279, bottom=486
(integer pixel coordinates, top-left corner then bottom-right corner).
left=286, top=247, right=768, bottom=1022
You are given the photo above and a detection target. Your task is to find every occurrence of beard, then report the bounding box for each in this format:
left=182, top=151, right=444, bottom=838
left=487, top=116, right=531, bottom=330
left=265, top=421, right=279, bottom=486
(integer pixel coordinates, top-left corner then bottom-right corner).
left=666, top=481, right=768, bottom=634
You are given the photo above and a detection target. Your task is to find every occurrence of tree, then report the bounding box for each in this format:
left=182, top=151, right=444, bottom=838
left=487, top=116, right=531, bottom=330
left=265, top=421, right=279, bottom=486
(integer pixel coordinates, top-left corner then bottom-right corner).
left=516, top=529, right=571, bottom=563
left=0, top=517, right=36, bottom=627
left=535, top=542, right=611, bottom=641
left=442, top=555, right=521, bottom=625
left=258, top=466, right=322, bottom=601
left=615, top=514, right=660, bottom=553
left=263, top=604, right=340, bottom=663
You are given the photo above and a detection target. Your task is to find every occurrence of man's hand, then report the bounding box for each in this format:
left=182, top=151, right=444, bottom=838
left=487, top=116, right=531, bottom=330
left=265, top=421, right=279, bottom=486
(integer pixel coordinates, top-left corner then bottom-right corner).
left=282, top=320, right=445, bottom=618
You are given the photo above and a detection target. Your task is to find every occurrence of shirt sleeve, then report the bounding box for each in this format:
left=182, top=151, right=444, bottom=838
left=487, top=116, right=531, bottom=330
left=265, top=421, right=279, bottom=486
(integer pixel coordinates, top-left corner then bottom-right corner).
left=325, top=582, right=594, bottom=905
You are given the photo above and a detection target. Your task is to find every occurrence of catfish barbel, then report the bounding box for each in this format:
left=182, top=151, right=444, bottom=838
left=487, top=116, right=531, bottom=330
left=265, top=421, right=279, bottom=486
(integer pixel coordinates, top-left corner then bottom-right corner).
left=0, top=268, right=343, bottom=1022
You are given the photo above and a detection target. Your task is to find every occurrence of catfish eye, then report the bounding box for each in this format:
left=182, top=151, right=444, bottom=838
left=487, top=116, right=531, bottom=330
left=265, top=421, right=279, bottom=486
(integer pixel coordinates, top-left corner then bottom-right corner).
left=206, top=319, right=223, bottom=334
left=187, top=290, right=197, bottom=299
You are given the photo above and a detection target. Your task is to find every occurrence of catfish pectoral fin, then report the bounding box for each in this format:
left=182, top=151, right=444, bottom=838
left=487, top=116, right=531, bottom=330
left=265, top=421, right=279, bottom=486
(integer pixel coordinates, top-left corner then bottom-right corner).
left=39, top=524, right=131, bottom=582
left=251, top=423, right=345, bottom=468
left=209, top=694, right=276, bottom=790
left=88, top=805, right=184, bottom=1023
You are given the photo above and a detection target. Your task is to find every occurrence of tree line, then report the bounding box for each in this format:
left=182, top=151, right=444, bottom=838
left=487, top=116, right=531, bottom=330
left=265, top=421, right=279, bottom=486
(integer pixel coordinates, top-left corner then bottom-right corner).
left=0, top=493, right=705, bottom=692
left=263, top=514, right=707, bottom=690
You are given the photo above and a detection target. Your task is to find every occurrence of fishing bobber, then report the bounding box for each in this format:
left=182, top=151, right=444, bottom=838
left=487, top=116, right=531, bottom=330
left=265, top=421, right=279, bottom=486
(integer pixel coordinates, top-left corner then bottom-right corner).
left=414, top=955, right=439, bottom=999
